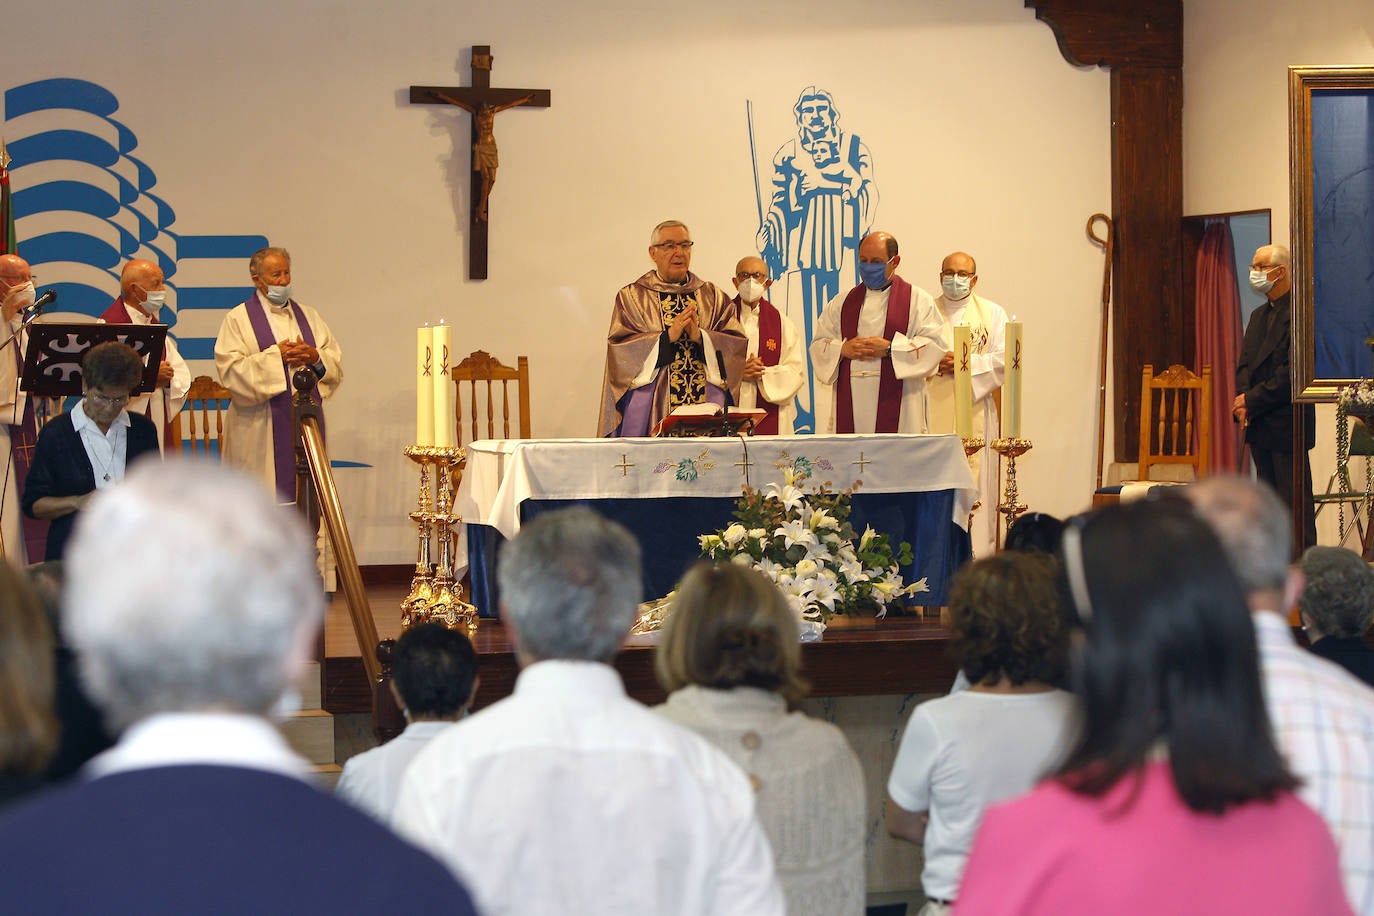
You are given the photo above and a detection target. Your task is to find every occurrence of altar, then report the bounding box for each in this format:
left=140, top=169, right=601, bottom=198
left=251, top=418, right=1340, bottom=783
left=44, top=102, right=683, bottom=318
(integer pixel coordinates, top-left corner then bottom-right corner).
left=455, top=433, right=977, bottom=616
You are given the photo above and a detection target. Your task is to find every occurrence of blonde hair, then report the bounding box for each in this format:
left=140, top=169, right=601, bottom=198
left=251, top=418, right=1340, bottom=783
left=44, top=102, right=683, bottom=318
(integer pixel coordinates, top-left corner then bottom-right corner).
left=0, top=562, right=57, bottom=775
left=655, top=563, right=808, bottom=704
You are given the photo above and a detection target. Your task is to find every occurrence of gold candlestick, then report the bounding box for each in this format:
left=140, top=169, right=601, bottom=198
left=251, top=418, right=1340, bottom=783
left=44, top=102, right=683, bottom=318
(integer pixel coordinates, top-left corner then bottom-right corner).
left=992, top=436, right=1033, bottom=543
left=400, top=445, right=477, bottom=632
left=400, top=446, right=435, bottom=627
left=961, top=436, right=985, bottom=555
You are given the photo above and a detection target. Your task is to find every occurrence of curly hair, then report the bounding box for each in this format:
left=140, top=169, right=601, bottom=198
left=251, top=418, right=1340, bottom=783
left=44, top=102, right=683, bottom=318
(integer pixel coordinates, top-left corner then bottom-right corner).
left=947, top=552, right=1066, bottom=686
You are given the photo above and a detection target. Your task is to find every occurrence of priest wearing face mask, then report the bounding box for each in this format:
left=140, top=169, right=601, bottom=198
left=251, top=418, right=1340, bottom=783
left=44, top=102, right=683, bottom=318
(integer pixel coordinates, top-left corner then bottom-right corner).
left=0, top=254, right=40, bottom=562
left=729, top=256, right=806, bottom=436
left=1233, top=243, right=1316, bottom=547
left=214, top=247, right=343, bottom=503
left=809, top=231, right=947, bottom=434
left=598, top=221, right=746, bottom=437
left=99, top=259, right=190, bottom=452
left=927, top=252, right=1008, bottom=556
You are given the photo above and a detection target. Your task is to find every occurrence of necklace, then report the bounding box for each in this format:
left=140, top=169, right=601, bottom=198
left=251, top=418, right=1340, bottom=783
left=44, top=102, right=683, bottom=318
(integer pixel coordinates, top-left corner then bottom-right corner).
left=80, top=426, right=116, bottom=483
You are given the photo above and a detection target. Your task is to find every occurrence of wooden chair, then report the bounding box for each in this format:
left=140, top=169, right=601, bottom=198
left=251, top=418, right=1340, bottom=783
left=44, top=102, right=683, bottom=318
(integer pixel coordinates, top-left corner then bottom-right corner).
left=1138, top=363, right=1211, bottom=480
left=171, top=375, right=232, bottom=459
left=450, top=351, right=530, bottom=445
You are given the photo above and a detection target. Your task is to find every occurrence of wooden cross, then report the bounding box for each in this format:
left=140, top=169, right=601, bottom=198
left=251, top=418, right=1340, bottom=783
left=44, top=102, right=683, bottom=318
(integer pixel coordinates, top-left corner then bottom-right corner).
left=615, top=453, right=636, bottom=477
left=851, top=451, right=872, bottom=473
left=410, top=45, right=551, bottom=281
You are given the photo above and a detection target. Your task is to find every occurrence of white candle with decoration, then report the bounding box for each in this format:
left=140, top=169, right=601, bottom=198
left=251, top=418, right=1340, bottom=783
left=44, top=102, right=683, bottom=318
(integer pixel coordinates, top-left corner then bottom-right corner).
left=1003, top=319, right=1023, bottom=437
left=953, top=323, right=973, bottom=437
left=432, top=321, right=454, bottom=448
left=416, top=325, right=434, bottom=446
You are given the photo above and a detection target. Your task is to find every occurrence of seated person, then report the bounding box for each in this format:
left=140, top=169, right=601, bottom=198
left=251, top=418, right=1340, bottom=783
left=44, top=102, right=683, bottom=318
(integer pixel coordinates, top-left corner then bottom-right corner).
left=0, top=561, right=58, bottom=809
left=655, top=563, right=865, bottom=916
left=886, top=552, right=1077, bottom=915
left=1297, top=545, right=1374, bottom=687
left=956, top=500, right=1349, bottom=914
left=22, top=342, right=160, bottom=560
left=336, top=622, right=478, bottom=821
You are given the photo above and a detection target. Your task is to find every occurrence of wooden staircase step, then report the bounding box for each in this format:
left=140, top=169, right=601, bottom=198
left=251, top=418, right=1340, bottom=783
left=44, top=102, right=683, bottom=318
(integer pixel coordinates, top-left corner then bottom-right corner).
left=311, top=763, right=342, bottom=791
left=296, top=660, right=322, bottom=710
left=280, top=708, right=335, bottom=765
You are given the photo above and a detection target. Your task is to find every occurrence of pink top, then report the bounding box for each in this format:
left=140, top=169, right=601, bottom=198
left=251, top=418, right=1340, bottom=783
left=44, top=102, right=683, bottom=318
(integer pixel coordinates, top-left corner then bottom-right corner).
left=955, top=762, right=1352, bottom=915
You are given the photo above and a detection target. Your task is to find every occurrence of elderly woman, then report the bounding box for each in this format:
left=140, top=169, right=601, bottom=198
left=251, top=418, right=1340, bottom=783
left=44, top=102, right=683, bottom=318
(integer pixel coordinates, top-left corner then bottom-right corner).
left=655, top=563, right=865, bottom=916
left=22, top=342, right=160, bottom=560
left=886, top=552, right=1077, bottom=916
left=1298, top=545, right=1374, bottom=686
left=0, top=562, right=58, bottom=808
left=955, top=500, right=1349, bottom=915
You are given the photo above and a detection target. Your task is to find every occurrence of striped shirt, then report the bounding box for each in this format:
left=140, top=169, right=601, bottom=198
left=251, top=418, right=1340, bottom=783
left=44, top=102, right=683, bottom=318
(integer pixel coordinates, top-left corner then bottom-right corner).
left=1255, top=610, right=1374, bottom=914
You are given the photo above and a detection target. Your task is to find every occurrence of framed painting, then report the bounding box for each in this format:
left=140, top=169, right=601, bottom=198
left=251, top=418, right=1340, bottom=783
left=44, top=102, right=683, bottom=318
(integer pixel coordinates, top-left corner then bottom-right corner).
left=1290, top=66, right=1374, bottom=400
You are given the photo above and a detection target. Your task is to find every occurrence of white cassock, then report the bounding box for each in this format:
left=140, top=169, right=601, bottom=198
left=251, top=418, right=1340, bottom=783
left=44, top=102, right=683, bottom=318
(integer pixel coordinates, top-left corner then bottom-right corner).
left=105, top=303, right=191, bottom=454
left=737, top=298, right=806, bottom=435
left=927, top=293, right=1008, bottom=556
left=0, top=317, right=28, bottom=563
left=213, top=292, right=343, bottom=492
left=809, top=281, right=948, bottom=433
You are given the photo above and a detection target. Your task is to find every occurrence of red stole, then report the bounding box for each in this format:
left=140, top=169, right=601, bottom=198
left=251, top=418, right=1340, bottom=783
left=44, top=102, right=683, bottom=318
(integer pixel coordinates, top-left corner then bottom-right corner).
left=100, top=298, right=173, bottom=443
left=733, top=295, right=783, bottom=435
left=837, top=277, right=911, bottom=434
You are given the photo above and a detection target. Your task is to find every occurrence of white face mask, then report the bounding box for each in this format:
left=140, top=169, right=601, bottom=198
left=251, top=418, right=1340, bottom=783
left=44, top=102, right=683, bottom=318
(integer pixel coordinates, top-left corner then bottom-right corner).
left=140, top=289, right=167, bottom=315
left=3, top=280, right=35, bottom=315
left=941, top=275, right=972, bottom=301
left=265, top=284, right=292, bottom=306
left=1249, top=268, right=1276, bottom=295
left=738, top=278, right=766, bottom=304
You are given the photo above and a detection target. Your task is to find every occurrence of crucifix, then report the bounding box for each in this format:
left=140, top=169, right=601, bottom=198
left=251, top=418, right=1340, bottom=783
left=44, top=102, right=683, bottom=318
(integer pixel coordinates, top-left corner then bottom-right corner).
left=410, top=45, right=551, bottom=280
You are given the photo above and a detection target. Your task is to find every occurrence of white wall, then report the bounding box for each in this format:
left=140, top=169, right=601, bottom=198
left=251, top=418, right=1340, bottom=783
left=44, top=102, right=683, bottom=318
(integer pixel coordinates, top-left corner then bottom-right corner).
left=4, top=0, right=1110, bottom=563
left=1185, top=0, right=1374, bottom=547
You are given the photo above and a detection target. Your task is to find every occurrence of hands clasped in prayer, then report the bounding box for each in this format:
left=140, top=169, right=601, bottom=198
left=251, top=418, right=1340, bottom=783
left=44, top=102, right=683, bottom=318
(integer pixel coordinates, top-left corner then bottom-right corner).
left=666, top=302, right=701, bottom=345
left=279, top=337, right=319, bottom=368
left=840, top=335, right=891, bottom=360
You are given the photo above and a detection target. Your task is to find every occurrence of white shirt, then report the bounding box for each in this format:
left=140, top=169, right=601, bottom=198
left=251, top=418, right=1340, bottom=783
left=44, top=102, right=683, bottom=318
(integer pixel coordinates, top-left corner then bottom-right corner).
left=809, top=281, right=948, bottom=433
left=71, top=400, right=130, bottom=489
left=735, top=298, right=806, bottom=434
left=394, top=660, right=784, bottom=916
left=115, top=301, right=191, bottom=452
left=1254, top=610, right=1374, bottom=914
left=86, top=712, right=312, bottom=781
left=887, top=688, right=1079, bottom=902
left=336, top=720, right=453, bottom=822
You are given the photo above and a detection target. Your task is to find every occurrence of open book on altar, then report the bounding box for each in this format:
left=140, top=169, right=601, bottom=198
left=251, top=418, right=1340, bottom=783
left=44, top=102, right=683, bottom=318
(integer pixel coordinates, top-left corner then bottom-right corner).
left=652, top=403, right=767, bottom=438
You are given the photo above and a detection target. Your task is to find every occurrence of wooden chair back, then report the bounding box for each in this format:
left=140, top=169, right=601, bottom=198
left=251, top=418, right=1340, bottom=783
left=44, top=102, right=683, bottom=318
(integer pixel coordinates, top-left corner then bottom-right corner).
left=172, top=375, right=232, bottom=459
left=450, top=351, right=531, bottom=446
left=1138, top=363, right=1211, bottom=480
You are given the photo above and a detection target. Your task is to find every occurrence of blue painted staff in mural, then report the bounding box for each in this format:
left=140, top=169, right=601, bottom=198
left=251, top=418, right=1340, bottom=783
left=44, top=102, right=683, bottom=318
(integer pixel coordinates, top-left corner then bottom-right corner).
left=752, top=87, right=877, bottom=434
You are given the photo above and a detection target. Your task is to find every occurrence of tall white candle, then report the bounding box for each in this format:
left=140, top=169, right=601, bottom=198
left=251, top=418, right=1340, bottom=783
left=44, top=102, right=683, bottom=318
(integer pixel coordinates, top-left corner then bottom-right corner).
left=1003, top=319, right=1024, bottom=438
left=432, top=321, right=454, bottom=448
left=953, top=324, right=973, bottom=438
left=416, top=325, right=434, bottom=447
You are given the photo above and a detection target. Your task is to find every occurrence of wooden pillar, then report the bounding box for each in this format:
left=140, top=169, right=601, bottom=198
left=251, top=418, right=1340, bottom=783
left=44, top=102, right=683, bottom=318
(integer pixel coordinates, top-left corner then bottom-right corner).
left=1026, top=0, right=1184, bottom=461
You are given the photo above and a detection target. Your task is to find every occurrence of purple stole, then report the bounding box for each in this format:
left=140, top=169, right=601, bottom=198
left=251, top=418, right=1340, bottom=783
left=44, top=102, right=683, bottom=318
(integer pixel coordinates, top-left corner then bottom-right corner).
left=837, top=277, right=911, bottom=434
left=734, top=295, right=784, bottom=435
left=8, top=326, right=45, bottom=561
left=242, top=294, right=322, bottom=502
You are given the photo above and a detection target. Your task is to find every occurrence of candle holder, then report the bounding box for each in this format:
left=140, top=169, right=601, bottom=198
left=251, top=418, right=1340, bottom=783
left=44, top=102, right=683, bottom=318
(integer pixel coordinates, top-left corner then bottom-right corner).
left=991, top=436, right=1033, bottom=540
left=400, top=445, right=478, bottom=632
left=961, top=435, right=985, bottom=553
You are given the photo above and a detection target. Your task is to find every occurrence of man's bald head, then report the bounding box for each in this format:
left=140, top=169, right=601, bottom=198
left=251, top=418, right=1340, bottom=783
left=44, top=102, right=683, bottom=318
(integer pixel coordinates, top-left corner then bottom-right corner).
left=732, top=255, right=771, bottom=303
left=120, top=259, right=165, bottom=316
left=1183, top=475, right=1292, bottom=597
left=0, top=254, right=34, bottom=322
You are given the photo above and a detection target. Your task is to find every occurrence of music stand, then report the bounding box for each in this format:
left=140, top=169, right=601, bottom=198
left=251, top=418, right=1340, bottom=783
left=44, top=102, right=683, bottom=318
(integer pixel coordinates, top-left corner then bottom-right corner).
left=654, top=406, right=766, bottom=438
left=19, top=323, right=167, bottom=398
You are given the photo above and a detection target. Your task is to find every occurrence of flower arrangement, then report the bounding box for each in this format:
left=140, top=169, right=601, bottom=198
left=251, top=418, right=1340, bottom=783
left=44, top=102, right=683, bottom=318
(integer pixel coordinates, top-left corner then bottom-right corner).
left=1337, top=379, right=1374, bottom=418
left=694, top=461, right=927, bottom=632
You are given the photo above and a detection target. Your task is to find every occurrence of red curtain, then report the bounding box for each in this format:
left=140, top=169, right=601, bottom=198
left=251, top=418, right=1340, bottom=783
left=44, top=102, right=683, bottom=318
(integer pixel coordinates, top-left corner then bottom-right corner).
left=1194, top=219, right=1245, bottom=474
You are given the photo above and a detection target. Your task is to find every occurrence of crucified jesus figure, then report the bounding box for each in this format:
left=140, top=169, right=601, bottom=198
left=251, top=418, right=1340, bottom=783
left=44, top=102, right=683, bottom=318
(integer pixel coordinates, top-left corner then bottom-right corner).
left=436, top=91, right=534, bottom=222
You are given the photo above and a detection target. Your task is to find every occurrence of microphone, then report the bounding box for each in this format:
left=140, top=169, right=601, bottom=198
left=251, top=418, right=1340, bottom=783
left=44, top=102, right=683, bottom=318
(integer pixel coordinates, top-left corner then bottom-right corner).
left=24, top=289, right=57, bottom=316
left=715, top=349, right=734, bottom=408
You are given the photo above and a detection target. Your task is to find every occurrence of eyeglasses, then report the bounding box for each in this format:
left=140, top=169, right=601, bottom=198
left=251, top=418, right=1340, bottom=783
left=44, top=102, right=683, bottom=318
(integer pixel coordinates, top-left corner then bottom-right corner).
left=940, top=269, right=975, bottom=280
left=87, top=392, right=130, bottom=407
left=652, top=241, right=695, bottom=251
left=735, top=271, right=768, bottom=281
left=1249, top=263, right=1279, bottom=271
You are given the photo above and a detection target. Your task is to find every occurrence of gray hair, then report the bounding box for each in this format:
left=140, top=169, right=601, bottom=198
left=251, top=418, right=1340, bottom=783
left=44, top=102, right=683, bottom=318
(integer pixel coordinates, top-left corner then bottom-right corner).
left=1184, top=475, right=1291, bottom=594
left=497, top=507, right=642, bottom=662
left=1298, top=546, right=1374, bottom=638
left=249, top=246, right=291, bottom=278
left=649, top=220, right=689, bottom=246
left=63, top=461, right=323, bottom=729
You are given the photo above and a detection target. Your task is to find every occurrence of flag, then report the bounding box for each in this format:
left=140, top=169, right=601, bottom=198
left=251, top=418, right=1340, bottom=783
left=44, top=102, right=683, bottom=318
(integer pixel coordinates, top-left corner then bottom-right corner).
left=0, top=140, right=15, bottom=255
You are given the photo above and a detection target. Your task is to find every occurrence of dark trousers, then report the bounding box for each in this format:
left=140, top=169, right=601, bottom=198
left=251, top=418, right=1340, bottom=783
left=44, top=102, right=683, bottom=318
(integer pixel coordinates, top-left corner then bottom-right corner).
left=1253, top=446, right=1317, bottom=550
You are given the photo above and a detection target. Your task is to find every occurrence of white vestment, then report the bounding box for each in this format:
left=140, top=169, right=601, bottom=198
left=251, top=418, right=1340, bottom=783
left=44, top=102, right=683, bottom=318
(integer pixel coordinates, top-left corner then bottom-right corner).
left=927, top=293, right=1008, bottom=556
left=213, top=292, right=343, bottom=493
left=737, top=298, right=806, bottom=435
left=809, top=281, right=948, bottom=433
left=106, top=302, right=191, bottom=453
left=0, top=317, right=29, bottom=562
left=394, top=660, right=784, bottom=916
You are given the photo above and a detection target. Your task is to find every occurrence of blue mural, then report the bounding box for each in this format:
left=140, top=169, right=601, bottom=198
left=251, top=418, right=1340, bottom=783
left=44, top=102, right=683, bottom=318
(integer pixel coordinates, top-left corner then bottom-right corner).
left=3, top=78, right=267, bottom=361
left=751, top=87, right=878, bottom=434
